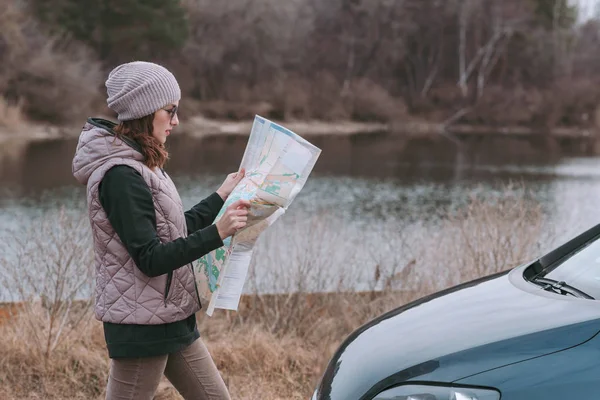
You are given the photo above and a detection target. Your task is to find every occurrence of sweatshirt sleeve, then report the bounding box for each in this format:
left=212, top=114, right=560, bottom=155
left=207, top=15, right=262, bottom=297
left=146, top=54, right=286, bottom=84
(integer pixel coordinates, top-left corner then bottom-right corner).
left=185, top=192, right=225, bottom=234
left=98, top=165, right=223, bottom=278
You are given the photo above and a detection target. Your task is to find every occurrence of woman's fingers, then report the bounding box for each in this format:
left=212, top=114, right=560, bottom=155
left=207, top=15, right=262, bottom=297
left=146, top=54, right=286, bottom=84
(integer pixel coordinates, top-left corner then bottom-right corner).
left=233, top=168, right=244, bottom=177
left=229, top=199, right=251, bottom=210
left=217, top=199, right=251, bottom=237
left=229, top=168, right=245, bottom=180
left=227, top=207, right=248, bottom=218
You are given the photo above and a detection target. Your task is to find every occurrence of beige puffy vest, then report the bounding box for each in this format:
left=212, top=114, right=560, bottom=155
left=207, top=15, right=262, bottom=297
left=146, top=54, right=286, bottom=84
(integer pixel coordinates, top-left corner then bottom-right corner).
left=72, top=119, right=200, bottom=324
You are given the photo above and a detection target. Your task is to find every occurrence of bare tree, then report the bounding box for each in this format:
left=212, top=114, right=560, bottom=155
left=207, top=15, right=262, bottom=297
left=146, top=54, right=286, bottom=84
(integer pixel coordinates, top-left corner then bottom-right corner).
left=456, top=0, right=526, bottom=100
left=458, top=0, right=473, bottom=97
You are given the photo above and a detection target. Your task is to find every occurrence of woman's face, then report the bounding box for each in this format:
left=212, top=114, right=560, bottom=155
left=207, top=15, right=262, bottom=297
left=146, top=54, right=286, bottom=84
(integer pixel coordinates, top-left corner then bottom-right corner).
left=152, top=101, right=179, bottom=144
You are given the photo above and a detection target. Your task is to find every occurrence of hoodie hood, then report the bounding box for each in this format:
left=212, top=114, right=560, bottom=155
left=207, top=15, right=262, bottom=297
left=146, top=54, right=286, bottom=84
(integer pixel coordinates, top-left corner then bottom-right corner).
left=72, top=118, right=145, bottom=185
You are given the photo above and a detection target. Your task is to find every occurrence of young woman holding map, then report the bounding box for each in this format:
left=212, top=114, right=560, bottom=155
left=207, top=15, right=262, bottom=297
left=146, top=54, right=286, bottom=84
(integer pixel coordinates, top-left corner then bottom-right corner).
left=72, top=61, right=248, bottom=399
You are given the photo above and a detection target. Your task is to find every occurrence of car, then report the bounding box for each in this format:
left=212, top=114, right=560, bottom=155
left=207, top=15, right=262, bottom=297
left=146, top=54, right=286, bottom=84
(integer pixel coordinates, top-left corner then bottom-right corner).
left=311, top=223, right=600, bottom=400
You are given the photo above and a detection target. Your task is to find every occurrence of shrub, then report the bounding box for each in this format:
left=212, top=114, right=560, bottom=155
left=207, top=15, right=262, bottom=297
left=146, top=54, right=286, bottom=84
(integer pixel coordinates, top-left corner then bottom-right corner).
left=0, top=0, right=103, bottom=124
left=11, top=37, right=103, bottom=124
left=0, top=97, right=23, bottom=128
left=346, top=78, right=407, bottom=122
left=534, top=78, right=600, bottom=128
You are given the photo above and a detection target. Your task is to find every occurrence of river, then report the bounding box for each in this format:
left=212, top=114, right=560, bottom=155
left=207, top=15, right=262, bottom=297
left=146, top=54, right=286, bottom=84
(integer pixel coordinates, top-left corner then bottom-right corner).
left=1, top=133, right=600, bottom=302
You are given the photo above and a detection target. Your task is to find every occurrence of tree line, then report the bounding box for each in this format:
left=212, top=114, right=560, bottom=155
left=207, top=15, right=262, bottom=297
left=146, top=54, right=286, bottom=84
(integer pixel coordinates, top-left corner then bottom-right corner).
left=1, top=0, right=600, bottom=129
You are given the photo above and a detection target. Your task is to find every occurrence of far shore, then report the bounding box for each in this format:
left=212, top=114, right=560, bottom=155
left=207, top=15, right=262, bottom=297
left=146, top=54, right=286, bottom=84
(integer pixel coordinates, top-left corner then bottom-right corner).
left=1, top=116, right=597, bottom=147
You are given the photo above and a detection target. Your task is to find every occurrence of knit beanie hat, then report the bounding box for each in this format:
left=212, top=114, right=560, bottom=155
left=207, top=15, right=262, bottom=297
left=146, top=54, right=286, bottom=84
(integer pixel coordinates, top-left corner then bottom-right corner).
left=105, top=61, right=181, bottom=121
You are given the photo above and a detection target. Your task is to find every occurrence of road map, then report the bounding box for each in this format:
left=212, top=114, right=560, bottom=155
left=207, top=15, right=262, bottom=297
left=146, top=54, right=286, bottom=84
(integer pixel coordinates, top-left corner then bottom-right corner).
left=195, top=115, right=321, bottom=316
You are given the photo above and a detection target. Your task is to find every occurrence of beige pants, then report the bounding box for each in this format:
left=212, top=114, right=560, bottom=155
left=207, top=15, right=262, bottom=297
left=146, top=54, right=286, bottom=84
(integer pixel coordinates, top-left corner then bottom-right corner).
left=105, top=338, right=231, bottom=400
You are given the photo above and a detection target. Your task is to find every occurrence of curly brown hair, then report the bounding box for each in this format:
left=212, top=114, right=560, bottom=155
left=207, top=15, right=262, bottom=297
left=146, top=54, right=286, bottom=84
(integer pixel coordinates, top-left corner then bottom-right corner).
left=113, top=113, right=169, bottom=169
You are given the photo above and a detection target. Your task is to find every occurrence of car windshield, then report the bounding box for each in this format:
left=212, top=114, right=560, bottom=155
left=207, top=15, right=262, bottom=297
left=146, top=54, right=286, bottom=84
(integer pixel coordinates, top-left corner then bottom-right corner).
left=542, top=237, right=600, bottom=299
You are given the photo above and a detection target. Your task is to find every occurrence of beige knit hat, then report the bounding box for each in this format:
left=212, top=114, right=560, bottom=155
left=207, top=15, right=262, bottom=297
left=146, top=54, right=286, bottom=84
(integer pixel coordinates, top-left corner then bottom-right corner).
left=105, top=61, right=181, bottom=121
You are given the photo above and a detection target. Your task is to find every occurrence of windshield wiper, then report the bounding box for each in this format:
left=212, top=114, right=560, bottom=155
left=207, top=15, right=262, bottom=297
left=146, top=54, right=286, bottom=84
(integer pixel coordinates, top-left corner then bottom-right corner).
left=530, top=277, right=595, bottom=300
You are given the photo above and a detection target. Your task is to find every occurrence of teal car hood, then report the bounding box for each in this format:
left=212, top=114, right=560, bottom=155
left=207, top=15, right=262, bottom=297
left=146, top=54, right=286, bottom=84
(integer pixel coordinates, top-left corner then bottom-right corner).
left=315, top=267, right=600, bottom=400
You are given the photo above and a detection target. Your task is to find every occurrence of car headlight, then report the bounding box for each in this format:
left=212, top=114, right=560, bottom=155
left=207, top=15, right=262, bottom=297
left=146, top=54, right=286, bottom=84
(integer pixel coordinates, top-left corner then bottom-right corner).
left=372, top=384, right=500, bottom=400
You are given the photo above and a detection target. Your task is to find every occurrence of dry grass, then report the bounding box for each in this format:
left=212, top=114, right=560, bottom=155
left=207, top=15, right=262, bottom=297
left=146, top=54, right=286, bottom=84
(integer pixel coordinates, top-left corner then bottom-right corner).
left=0, top=312, right=107, bottom=400
left=414, top=186, right=552, bottom=291
left=0, top=188, right=556, bottom=399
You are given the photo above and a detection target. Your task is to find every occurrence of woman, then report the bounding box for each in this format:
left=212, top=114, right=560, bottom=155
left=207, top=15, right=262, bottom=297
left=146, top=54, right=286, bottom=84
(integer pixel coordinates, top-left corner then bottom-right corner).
left=72, top=61, right=248, bottom=399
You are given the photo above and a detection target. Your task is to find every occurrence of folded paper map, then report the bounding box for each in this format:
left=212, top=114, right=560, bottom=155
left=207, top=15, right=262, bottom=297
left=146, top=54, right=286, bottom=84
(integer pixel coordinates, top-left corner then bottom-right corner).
left=195, top=115, right=322, bottom=315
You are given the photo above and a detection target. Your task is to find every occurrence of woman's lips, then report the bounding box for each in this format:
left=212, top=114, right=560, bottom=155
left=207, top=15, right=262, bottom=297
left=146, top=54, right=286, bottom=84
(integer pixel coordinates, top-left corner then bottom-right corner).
left=166, top=130, right=171, bottom=136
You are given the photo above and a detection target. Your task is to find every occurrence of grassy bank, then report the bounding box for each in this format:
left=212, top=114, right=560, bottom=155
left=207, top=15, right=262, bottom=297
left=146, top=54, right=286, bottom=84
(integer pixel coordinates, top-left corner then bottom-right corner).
left=0, top=189, right=561, bottom=399
left=0, top=291, right=416, bottom=400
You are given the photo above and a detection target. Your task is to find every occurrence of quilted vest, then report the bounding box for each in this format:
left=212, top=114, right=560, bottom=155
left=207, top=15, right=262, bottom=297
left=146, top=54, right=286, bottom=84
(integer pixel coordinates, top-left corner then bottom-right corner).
left=72, top=118, right=200, bottom=324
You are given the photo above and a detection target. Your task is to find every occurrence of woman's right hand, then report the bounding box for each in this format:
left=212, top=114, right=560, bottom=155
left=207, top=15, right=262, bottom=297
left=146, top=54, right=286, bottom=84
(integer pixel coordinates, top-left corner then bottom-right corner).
left=215, top=199, right=251, bottom=240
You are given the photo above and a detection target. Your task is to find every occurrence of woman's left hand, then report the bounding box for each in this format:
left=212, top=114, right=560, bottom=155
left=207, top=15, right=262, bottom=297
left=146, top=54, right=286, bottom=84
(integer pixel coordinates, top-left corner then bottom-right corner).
left=216, top=168, right=246, bottom=201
